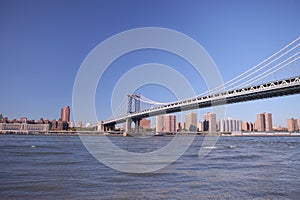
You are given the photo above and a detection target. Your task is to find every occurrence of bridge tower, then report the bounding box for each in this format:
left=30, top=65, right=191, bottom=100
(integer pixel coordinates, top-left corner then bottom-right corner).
left=127, top=94, right=141, bottom=113
left=125, top=94, right=141, bottom=134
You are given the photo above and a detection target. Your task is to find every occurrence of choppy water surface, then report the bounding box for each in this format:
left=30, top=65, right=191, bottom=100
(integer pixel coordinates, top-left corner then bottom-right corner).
left=0, top=135, right=299, bottom=199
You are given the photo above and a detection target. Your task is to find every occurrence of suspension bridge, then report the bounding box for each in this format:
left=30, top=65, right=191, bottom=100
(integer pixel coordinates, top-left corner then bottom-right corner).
left=98, top=36, right=300, bottom=133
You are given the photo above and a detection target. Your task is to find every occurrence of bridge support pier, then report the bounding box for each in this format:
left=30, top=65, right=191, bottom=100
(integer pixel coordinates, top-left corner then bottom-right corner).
left=124, top=118, right=140, bottom=136
left=125, top=118, right=132, bottom=132
left=98, top=121, right=115, bottom=132
left=97, top=121, right=105, bottom=132
left=134, top=119, right=140, bottom=133
left=123, top=118, right=132, bottom=136
left=106, top=124, right=115, bottom=132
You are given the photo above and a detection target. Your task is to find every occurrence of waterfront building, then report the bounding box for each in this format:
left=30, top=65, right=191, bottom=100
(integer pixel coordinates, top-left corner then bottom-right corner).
left=11, top=119, right=18, bottom=123
left=68, top=121, right=74, bottom=128
left=2, top=117, right=8, bottom=123
left=217, top=120, right=221, bottom=132
left=37, top=118, right=44, bottom=124
left=50, top=119, right=68, bottom=131
left=167, top=115, right=176, bottom=132
left=277, top=125, right=286, bottom=131
left=250, top=122, right=254, bottom=131
left=256, top=113, right=265, bottom=132
left=140, top=118, right=151, bottom=129
left=77, top=121, right=83, bottom=128
left=287, top=118, right=299, bottom=132
left=51, top=120, right=57, bottom=130
left=0, top=113, right=3, bottom=121
left=242, top=122, right=255, bottom=131
left=20, top=117, right=27, bottom=123
left=265, top=113, right=273, bottom=132
left=220, top=118, right=242, bottom=132
left=203, top=112, right=216, bottom=132
left=176, top=122, right=180, bottom=132
left=0, top=122, right=49, bottom=133
left=197, top=121, right=203, bottom=132
left=287, top=118, right=294, bottom=132
left=156, top=115, right=177, bottom=132
left=242, top=122, right=248, bottom=131
left=256, top=112, right=273, bottom=132
left=185, top=112, right=198, bottom=132
left=57, top=120, right=68, bottom=130
left=176, top=122, right=185, bottom=132
left=156, top=116, right=163, bottom=132
left=61, top=106, right=70, bottom=122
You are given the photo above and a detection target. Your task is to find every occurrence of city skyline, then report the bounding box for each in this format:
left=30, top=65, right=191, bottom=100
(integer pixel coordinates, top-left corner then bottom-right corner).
left=0, top=1, right=299, bottom=126
left=0, top=108, right=299, bottom=130
left=1, top=109, right=300, bottom=133
left=150, top=111, right=299, bottom=132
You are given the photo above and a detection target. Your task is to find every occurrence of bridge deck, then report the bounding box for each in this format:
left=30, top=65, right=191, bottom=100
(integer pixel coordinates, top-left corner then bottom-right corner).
left=103, top=76, right=300, bottom=125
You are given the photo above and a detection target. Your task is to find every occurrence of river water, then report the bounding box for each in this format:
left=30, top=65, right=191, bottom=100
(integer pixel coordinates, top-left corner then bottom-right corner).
left=0, top=135, right=299, bottom=199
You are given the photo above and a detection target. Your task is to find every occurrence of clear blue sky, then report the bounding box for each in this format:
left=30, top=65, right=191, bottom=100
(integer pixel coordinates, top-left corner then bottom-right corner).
left=0, top=0, right=299, bottom=127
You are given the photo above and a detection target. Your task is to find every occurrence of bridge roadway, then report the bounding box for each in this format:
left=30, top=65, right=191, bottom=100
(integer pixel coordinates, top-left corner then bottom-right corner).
left=103, top=76, right=300, bottom=126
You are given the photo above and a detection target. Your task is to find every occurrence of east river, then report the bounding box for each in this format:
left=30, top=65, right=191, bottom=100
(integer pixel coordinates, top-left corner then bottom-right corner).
left=0, top=135, right=299, bottom=199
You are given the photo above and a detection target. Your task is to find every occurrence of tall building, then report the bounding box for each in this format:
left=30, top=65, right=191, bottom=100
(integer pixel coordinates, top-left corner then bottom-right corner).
left=0, top=113, right=3, bottom=121
left=140, top=118, right=151, bottom=129
left=250, top=122, right=255, bottom=132
left=256, top=113, right=265, bottom=132
left=256, top=112, right=273, bottom=132
left=242, top=122, right=255, bottom=132
left=242, top=122, right=248, bottom=131
left=197, top=121, right=203, bottom=132
left=287, top=118, right=299, bottom=132
left=265, top=113, right=273, bottom=132
left=166, top=115, right=176, bottom=132
left=176, top=122, right=185, bottom=132
left=294, top=118, right=299, bottom=131
left=156, top=115, right=176, bottom=132
left=203, top=112, right=217, bottom=132
left=61, top=106, right=70, bottom=122
left=185, top=112, right=198, bottom=132
left=156, top=115, right=164, bottom=132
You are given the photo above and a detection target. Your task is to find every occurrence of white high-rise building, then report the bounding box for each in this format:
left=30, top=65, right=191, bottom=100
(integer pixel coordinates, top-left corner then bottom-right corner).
left=220, top=118, right=242, bottom=132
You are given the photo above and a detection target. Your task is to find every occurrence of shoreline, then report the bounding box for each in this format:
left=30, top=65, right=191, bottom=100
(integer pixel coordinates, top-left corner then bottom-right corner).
left=0, top=131, right=300, bottom=137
